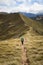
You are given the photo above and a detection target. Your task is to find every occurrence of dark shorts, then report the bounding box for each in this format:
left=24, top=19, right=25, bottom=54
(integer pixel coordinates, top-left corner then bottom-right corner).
left=21, top=41, right=23, bottom=45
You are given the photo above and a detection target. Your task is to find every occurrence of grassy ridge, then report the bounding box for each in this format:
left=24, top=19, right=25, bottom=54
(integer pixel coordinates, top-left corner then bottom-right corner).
left=0, top=13, right=43, bottom=40
left=0, top=13, right=43, bottom=65
left=0, top=13, right=29, bottom=40
left=20, top=14, right=43, bottom=35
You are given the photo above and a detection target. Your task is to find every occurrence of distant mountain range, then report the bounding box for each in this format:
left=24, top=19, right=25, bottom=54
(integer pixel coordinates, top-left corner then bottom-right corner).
left=20, top=12, right=36, bottom=18
left=0, top=12, right=43, bottom=21
left=20, top=12, right=43, bottom=18
left=0, top=12, right=43, bottom=18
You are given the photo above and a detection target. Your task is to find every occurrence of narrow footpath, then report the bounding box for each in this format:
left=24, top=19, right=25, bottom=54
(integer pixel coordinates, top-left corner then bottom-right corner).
left=22, top=44, right=30, bottom=65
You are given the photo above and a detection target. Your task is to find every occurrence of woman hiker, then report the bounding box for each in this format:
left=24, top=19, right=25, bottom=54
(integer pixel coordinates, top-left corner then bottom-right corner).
left=21, top=38, right=24, bottom=45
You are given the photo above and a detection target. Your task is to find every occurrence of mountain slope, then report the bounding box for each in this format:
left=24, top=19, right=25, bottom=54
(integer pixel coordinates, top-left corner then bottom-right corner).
left=20, top=14, right=43, bottom=35
left=0, top=13, right=43, bottom=40
left=0, top=13, right=29, bottom=40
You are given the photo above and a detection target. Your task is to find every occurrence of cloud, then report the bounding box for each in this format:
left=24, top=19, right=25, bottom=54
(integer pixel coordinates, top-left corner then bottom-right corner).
left=36, top=0, right=43, bottom=4
left=29, top=3, right=43, bottom=13
left=0, top=0, right=43, bottom=13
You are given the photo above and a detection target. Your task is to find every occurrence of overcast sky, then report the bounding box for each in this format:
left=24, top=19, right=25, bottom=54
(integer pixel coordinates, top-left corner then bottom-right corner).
left=0, top=0, right=43, bottom=13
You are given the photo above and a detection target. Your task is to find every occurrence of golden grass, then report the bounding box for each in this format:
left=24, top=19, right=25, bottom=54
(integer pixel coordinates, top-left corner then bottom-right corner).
left=24, top=32, right=43, bottom=65
left=0, top=39, right=22, bottom=65
left=0, top=32, right=43, bottom=65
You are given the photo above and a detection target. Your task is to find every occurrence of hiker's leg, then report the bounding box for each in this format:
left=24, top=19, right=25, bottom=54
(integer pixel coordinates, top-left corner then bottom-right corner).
left=22, top=41, right=23, bottom=45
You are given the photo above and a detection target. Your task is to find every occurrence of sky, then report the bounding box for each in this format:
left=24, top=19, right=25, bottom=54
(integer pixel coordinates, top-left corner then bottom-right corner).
left=0, top=0, right=43, bottom=13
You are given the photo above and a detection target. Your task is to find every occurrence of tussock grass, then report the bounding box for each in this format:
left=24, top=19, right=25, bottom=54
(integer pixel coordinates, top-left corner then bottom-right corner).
left=0, top=39, right=22, bottom=65
left=24, top=35, right=43, bottom=65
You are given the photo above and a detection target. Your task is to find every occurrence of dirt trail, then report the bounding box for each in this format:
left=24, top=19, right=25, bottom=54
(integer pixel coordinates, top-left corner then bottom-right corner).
left=22, top=45, right=30, bottom=65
